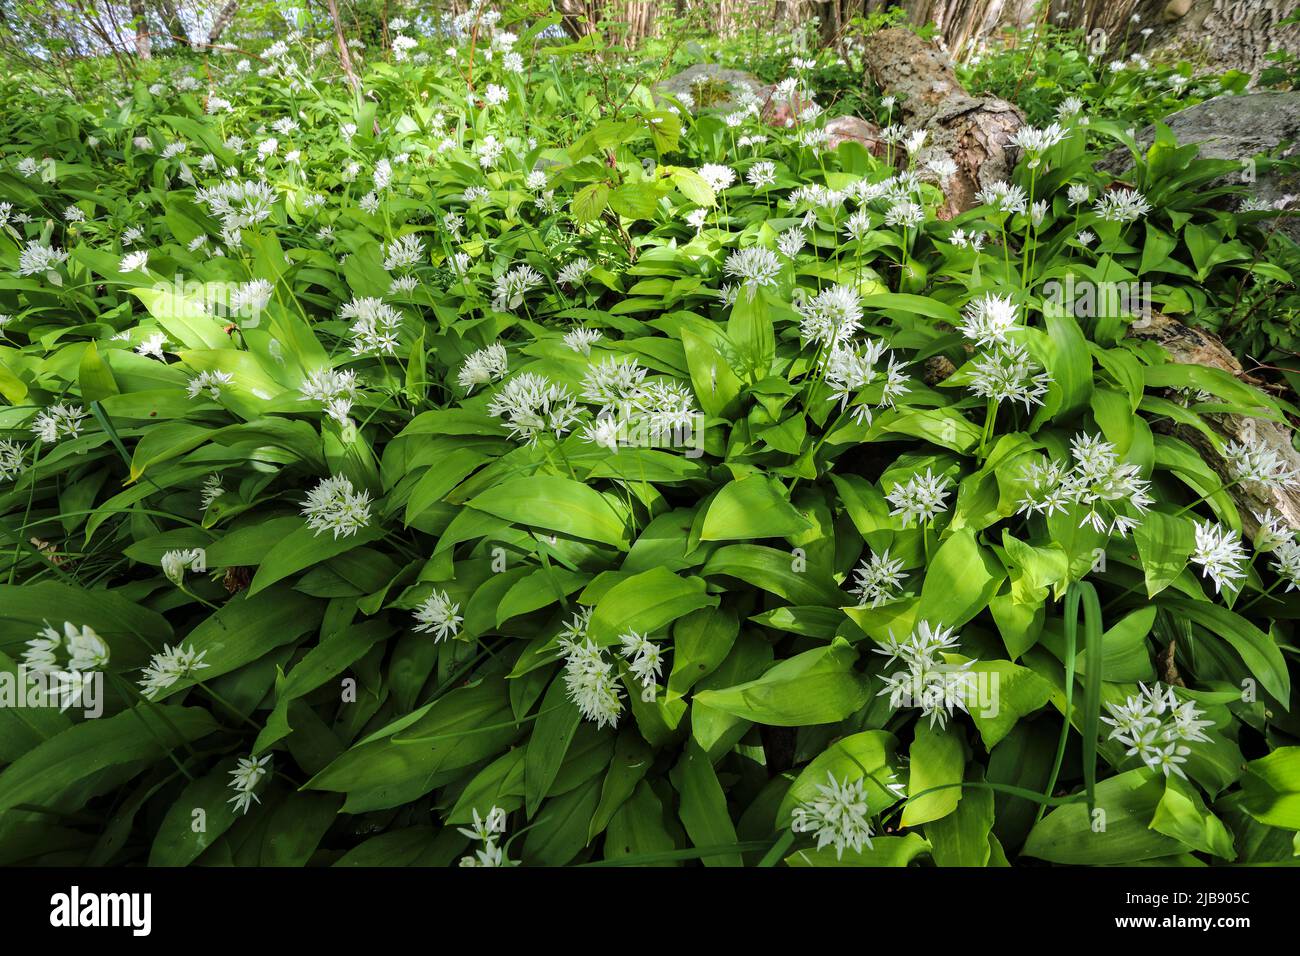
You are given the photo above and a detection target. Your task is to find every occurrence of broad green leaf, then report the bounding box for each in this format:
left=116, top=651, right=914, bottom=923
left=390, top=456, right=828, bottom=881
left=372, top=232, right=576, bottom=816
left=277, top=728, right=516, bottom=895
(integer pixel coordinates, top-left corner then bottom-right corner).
left=586, top=566, right=717, bottom=644
left=692, top=641, right=868, bottom=726
left=901, top=721, right=964, bottom=827
left=1023, top=768, right=1182, bottom=864
left=777, top=730, right=899, bottom=824
left=467, top=475, right=629, bottom=548
left=699, top=474, right=811, bottom=541
left=525, top=675, right=583, bottom=816
left=0, top=705, right=218, bottom=815
left=670, top=742, right=742, bottom=867
left=917, top=529, right=1005, bottom=628
left=1241, top=747, right=1300, bottom=830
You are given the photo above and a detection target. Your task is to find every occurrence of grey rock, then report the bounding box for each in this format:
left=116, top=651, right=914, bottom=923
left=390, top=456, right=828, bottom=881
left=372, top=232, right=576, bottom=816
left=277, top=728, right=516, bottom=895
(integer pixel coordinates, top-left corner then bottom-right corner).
left=655, top=63, right=771, bottom=114
left=1100, top=91, right=1300, bottom=239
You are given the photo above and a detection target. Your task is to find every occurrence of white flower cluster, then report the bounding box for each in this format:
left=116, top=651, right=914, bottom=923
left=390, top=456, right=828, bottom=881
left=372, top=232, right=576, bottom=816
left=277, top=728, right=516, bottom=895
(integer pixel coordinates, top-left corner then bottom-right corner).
left=618, top=630, right=664, bottom=703
left=822, top=338, right=910, bottom=426
left=1223, top=439, right=1300, bottom=490
left=1016, top=433, right=1153, bottom=537
left=228, top=753, right=272, bottom=815
left=457, top=342, right=508, bottom=393
left=487, top=371, right=581, bottom=446
left=958, top=294, right=1050, bottom=411
left=300, top=475, right=372, bottom=539
left=849, top=547, right=907, bottom=607
left=875, top=621, right=974, bottom=728
left=1190, top=521, right=1248, bottom=595
left=886, top=469, right=952, bottom=527
left=21, top=621, right=110, bottom=711
left=300, top=367, right=360, bottom=425
left=491, top=263, right=544, bottom=312
left=723, top=247, right=781, bottom=300
left=791, top=772, right=875, bottom=860
left=412, top=588, right=463, bottom=641
left=0, top=439, right=26, bottom=482
left=558, top=608, right=623, bottom=729
left=161, top=548, right=204, bottom=585
left=458, top=806, right=517, bottom=867
left=139, top=643, right=209, bottom=699
left=341, top=297, right=404, bottom=356
left=1101, top=683, right=1213, bottom=780
left=30, top=403, right=86, bottom=444
left=571, top=355, right=700, bottom=451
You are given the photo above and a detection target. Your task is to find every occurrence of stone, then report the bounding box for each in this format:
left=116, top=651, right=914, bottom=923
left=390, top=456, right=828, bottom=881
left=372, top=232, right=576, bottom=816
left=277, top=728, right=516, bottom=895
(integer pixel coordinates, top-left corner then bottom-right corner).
left=823, top=116, right=887, bottom=157
left=1099, top=91, right=1300, bottom=240
left=654, top=63, right=772, bottom=114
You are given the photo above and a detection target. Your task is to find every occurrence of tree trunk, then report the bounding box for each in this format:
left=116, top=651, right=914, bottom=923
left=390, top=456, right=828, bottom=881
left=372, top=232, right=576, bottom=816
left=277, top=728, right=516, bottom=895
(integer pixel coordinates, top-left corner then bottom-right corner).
left=862, top=26, right=1024, bottom=217
left=206, top=0, right=240, bottom=48
left=1129, top=313, right=1300, bottom=541
left=818, top=0, right=839, bottom=46
left=326, top=0, right=360, bottom=89
left=555, top=0, right=590, bottom=40
left=156, top=0, right=190, bottom=47
left=130, top=0, right=151, bottom=59
left=1128, top=0, right=1300, bottom=79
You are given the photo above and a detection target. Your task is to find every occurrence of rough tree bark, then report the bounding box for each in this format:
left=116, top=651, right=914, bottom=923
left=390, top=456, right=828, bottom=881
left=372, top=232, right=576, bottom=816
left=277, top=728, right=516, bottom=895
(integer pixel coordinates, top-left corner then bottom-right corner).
left=325, top=0, right=360, bottom=89
left=862, top=26, right=1023, bottom=217
left=129, top=0, right=150, bottom=59
left=555, top=0, right=592, bottom=39
left=817, top=0, right=840, bottom=46
left=155, top=0, right=190, bottom=47
left=1128, top=0, right=1300, bottom=79
left=1129, top=313, right=1300, bottom=538
left=205, top=0, right=240, bottom=48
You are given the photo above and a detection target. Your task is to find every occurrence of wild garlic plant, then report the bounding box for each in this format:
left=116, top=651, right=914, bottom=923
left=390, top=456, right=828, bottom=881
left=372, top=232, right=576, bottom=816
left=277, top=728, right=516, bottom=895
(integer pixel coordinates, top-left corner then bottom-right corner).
left=0, top=9, right=1295, bottom=868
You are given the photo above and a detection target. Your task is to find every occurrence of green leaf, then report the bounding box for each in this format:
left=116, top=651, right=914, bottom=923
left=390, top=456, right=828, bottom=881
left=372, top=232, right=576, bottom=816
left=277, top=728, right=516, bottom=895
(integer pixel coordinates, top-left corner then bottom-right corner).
left=130, top=285, right=230, bottom=350
left=1134, top=511, right=1195, bottom=598
left=1158, top=597, right=1290, bottom=702
left=604, top=781, right=678, bottom=863
left=78, top=343, right=118, bottom=402
left=152, top=587, right=324, bottom=700
left=0, top=705, right=218, bottom=815
left=925, top=767, right=995, bottom=866
left=525, top=675, right=583, bottom=816
left=666, top=606, right=739, bottom=700
left=963, top=659, right=1055, bottom=750
left=1150, top=773, right=1235, bottom=858
left=467, top=476, right=629, bottom=548
left=1041, top=309, right=1093, bottom=422
left=917, top=529, right=1005, bottom=628
left=1241, top=747, right=1300, bottom=830
left=608, top=182, right=662, bottom=220
left=589, top=732, right=653, bottom=841
left=670, top=742, right=742, bottom=867
left=586, top=566, right=717, bottom=644
left=702, top=544, right=843, bottom=606
left=572, top=182, right=610, bottom=223
left=699, top=475, right=811, bottom=541
left=149, top=756, right=245, bottom=866
left=692, top=641, right=868, bottom=726
left=777, top=730, right=899, bottom=824
left=1023, top=768, right=1182, bottom=864
left=248, top=522, right=384, bottom=596
left=901, top=721, right=964, bottom=827
left=785, top=832, right=930, bottom=867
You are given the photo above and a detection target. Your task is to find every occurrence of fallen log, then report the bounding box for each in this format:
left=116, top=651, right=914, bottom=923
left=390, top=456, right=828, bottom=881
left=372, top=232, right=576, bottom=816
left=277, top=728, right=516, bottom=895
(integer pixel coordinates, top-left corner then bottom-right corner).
left=862, top=27, right=1024, bottom=218
left=1129, top=312, right=1300, bottom=538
